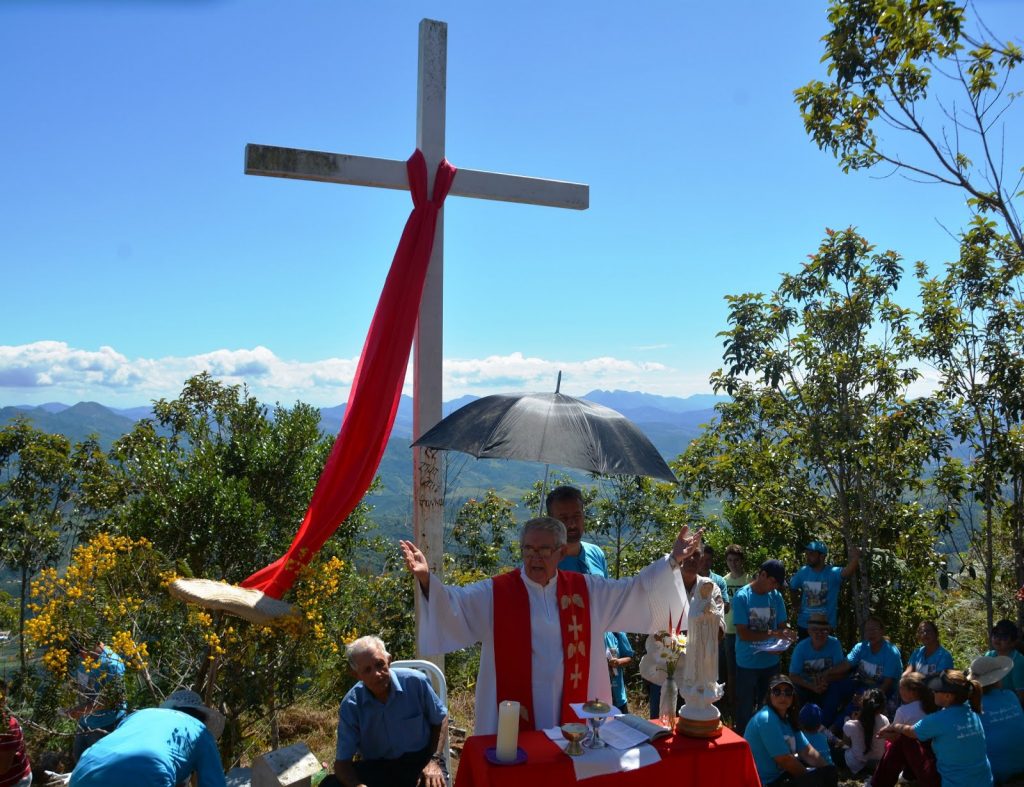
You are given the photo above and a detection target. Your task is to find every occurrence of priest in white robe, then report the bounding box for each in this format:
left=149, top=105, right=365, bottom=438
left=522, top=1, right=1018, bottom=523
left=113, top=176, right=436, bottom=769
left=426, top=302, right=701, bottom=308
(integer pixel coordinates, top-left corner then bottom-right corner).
left=399, top=517, right=701, bottom=735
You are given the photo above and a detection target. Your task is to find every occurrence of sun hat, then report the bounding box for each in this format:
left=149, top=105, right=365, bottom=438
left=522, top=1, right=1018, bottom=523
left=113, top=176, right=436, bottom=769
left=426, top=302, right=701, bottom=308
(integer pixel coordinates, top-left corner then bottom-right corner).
left=160, top=689, right=226, bottom=739
left=759, top=559, right=786, bottom=585
left=168, top=578, right=293, bottom=625
left=799, top=703, right=823, bottom=728
left=967, top=655, right=1014, bottom=688
left=804, top=540, right=828, bottom=555
left=807, top=613, right=830, bottom=629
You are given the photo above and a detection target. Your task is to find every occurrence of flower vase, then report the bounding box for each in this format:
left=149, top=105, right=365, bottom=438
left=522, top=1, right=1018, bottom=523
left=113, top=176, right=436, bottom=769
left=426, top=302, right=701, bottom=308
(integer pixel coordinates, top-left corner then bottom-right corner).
left=659, top=673, right=679, bottom=728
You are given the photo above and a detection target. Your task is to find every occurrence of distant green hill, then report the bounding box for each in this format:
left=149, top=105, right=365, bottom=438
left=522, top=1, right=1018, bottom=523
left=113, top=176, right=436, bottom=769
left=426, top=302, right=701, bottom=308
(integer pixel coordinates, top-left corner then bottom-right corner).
left=0, top=402, right=137, bottom=450
left=3, top=394, right=713, bottom=535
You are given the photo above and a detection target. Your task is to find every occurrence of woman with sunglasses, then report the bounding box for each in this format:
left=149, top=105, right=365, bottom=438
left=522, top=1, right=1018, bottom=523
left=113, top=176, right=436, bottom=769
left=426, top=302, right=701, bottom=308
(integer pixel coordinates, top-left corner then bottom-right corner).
left=986, top=620, right=1024, bottom=706
left=874, top=669, right=992, bottom=787
left=744, top=675, right=838, bottom=786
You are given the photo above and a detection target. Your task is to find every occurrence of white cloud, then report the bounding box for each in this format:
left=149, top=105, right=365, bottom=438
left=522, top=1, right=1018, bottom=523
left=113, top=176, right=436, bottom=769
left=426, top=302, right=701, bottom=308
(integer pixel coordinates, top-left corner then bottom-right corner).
left=0, top=341, right=715, bottom=406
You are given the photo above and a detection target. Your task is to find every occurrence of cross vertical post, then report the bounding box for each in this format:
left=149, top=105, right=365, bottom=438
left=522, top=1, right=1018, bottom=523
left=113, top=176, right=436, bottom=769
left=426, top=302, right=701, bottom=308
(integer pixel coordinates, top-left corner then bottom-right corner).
left=413, top=19, right=447, bottom=661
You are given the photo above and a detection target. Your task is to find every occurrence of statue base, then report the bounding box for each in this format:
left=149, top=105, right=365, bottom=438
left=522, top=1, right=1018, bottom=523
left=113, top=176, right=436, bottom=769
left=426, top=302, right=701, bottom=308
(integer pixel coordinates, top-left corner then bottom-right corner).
left=675, top=715, right=723, bottom=739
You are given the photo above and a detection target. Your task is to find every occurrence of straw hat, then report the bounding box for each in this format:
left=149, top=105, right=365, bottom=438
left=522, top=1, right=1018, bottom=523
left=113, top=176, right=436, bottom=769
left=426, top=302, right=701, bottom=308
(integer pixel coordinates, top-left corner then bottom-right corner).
left=168, top=578, right=293, bottom=624
left=160, top=689, right=226, bottom=739
left=967, top=655, right=1014, bottom=688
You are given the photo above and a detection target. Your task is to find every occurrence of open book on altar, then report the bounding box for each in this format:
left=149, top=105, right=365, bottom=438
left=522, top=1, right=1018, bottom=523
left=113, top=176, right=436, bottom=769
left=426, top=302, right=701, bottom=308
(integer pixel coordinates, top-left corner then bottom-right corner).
left=605, top=714, right=672, bottom=746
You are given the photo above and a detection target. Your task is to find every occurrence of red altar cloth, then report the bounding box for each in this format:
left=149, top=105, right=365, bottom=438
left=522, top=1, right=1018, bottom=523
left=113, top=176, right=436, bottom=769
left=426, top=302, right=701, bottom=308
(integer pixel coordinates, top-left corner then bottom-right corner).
left=455, top=727, right=760, bottom=787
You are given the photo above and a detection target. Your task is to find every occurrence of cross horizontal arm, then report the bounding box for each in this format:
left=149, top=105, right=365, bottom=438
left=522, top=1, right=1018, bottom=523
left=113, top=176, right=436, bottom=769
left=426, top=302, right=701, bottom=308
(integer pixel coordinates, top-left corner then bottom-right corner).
left=245, top=143, right=589, bottom=210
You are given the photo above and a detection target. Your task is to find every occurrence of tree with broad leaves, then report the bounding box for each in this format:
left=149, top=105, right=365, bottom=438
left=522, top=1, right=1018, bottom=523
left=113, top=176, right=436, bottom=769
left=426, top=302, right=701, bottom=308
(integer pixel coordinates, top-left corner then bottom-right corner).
left=797, top=0, right=1024, bottom=628
left=0, top=418, right=90, bottom=673
left=685, top=228, right=947, bottom=632
left=796, top=0, right=1022, bottom=254
left=917, top=217, right=1024, bottom=629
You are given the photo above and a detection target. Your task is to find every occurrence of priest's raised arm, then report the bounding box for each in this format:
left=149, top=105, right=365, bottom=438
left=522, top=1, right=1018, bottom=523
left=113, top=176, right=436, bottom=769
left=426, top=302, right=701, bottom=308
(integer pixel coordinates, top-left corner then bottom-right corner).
left=399, top=517, right=701, bottom=734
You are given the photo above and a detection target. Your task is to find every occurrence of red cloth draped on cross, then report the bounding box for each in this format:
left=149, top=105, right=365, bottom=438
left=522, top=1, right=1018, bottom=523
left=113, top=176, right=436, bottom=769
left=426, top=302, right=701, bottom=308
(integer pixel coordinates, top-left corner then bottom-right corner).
left=242, top=149, right=457, bottom=599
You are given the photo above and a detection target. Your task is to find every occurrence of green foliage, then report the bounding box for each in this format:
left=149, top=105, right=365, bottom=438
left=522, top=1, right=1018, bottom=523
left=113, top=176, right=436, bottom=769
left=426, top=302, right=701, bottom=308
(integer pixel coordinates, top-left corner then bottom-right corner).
left=446, top=490, right=518, bottom=579
left=796, top=0, right=1022, bottom=251
left=84, top=372, right=332, bottom=583
left=677, top=228, right=946, bottom=635
left=0, top=418, right=86, bottom=672
left=590, top=476, right=684, bottom=579
left=917, top=216, right=1024, bottom=626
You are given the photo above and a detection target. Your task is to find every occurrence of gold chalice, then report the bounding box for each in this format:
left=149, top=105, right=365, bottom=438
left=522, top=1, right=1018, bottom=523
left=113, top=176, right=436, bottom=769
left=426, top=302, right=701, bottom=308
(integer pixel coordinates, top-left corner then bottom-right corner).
left=560, top=723, right=588, bottom=757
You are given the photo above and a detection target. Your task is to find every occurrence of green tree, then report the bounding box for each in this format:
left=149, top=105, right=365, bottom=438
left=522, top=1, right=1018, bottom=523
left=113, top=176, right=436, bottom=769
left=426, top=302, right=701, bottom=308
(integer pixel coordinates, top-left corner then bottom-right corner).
left=917, top=218, right=1024, bottom=628
left=90, top=372, right=332, bottom=582
left=686, top=229, right=945, bottom=633
left=590, top=476, right=683, bottom=579
left=796, top=0, right=1022, bottom=252
left=446, top=490, right=518, bottom=579
left=798, top=0, right=1024, bottom=626
left=0, top=418, right=82, bottom=672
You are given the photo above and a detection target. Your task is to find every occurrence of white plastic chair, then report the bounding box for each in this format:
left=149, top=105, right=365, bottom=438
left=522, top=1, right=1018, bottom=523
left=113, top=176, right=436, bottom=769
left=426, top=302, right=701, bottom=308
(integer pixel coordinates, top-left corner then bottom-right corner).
left=390, top=659, right=451, bottom=783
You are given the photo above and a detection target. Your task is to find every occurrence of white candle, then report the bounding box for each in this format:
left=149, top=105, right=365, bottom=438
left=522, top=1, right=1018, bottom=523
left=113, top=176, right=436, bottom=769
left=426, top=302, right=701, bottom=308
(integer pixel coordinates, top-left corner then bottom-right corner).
left=495, top=700, right=520, bottom=762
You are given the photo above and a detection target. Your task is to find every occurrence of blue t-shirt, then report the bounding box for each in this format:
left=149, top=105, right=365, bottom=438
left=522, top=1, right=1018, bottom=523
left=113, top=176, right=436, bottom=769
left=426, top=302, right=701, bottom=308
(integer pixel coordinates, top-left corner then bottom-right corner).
left=744, top=705, right=809, bottom=785
left=732, top=584, right=788, bottom=669
left=907, top=645, right=954, bottom=677
left=914, top=703, right=992, bottom=787
left=979, top=688, right=1024, bottom=783
left=802, top=728, right=834, bottom=766
left=791, top=635, right=845, bottom=682
left=557, top=541, right=608, bottom=577
left=604, top=631, right=634, bottom=711
left=69, top=708, right=225, bottom=787
left=79, top=645, right=128, bottom=730
left=846, top=640, right=903, bottom=690
left=790, top=565, right=844, bottom=628
left=984, top=649, right=1024, bottom=695
left=336, top=667, right=447, bottom=762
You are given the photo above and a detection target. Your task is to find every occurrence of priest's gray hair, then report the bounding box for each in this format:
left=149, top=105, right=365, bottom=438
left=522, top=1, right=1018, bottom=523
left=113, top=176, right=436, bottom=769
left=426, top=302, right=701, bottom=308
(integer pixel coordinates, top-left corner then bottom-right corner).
left=521, top=516, right=567, bottom=547
left=346, top=635, right=390, bottom=668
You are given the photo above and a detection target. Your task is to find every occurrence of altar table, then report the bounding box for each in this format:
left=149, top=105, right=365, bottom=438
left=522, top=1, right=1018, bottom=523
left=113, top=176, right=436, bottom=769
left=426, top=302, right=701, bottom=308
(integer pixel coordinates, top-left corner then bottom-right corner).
left=454, top=726, right=760, bottom=787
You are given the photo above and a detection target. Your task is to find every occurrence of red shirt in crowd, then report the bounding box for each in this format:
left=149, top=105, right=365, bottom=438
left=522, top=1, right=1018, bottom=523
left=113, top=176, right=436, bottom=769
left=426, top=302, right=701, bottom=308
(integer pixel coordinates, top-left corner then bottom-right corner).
left=0, top=714, right=31, bottom=787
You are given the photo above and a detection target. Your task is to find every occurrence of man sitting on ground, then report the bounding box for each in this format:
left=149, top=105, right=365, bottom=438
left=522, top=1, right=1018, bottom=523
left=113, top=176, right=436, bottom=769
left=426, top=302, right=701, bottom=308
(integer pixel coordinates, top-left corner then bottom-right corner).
left=325, top=636, right=447, bottom=787
left=69, top=689, right=226, bottom=787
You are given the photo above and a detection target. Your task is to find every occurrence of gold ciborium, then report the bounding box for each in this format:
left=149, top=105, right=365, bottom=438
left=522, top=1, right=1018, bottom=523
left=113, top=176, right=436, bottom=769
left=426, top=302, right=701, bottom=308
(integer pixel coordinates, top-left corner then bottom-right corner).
left=560, top=723, right=588, bottom=756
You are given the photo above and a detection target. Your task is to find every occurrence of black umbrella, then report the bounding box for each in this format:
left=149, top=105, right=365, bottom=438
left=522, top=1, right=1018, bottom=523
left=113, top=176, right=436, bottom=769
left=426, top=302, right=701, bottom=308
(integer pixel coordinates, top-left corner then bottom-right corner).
left=412, top=382, right=677, bottom=484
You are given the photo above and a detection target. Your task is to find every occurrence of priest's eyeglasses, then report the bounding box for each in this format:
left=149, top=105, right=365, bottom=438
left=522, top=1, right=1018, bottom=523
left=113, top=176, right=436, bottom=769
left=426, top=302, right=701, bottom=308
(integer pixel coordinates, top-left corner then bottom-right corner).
left=520, top=545, right=558, bottom=558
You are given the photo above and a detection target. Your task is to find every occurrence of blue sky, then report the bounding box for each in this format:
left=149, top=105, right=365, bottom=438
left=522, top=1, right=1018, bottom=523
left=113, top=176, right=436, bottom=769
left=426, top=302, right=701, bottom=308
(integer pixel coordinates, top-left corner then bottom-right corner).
left=2, top=0, right=1019, bottom=408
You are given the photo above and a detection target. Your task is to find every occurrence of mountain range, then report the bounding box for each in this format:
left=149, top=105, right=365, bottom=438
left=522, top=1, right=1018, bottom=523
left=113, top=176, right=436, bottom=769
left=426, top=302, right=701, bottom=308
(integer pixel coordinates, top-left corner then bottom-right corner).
left=1, top=390, right=724, bottom=528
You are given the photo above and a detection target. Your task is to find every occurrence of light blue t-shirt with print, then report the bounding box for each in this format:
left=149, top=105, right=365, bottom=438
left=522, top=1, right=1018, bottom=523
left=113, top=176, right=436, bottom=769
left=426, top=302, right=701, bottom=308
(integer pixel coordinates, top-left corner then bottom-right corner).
left=846, top=640, right=903, bottom=690
left=732, top=584, right=787, bottom=670
left=907, top=645, right=954, bottom=677
left=978, top=687, right=1024, bottom=783
left=791, top=635, right=845, bottom=681
left=913, top=703, right=992, bottom=787
left=790, top=564, right=844, bottom=628
left=744, top=705, right=809, bottom=785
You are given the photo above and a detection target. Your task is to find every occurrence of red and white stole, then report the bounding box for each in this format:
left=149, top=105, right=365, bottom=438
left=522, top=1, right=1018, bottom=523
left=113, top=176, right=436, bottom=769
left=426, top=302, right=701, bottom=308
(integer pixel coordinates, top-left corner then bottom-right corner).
left=492, top=568, right=591, bottom=730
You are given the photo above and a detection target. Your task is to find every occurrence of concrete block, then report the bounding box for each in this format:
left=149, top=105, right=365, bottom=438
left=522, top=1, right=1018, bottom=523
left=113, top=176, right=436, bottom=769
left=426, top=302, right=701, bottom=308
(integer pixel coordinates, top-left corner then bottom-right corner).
left=252, top=742, right=321, bottom=787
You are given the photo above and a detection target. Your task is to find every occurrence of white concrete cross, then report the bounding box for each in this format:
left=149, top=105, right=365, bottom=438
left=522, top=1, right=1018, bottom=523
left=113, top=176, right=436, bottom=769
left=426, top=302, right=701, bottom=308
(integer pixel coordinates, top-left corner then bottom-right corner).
left=245, top=18, right=588, bottom=657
